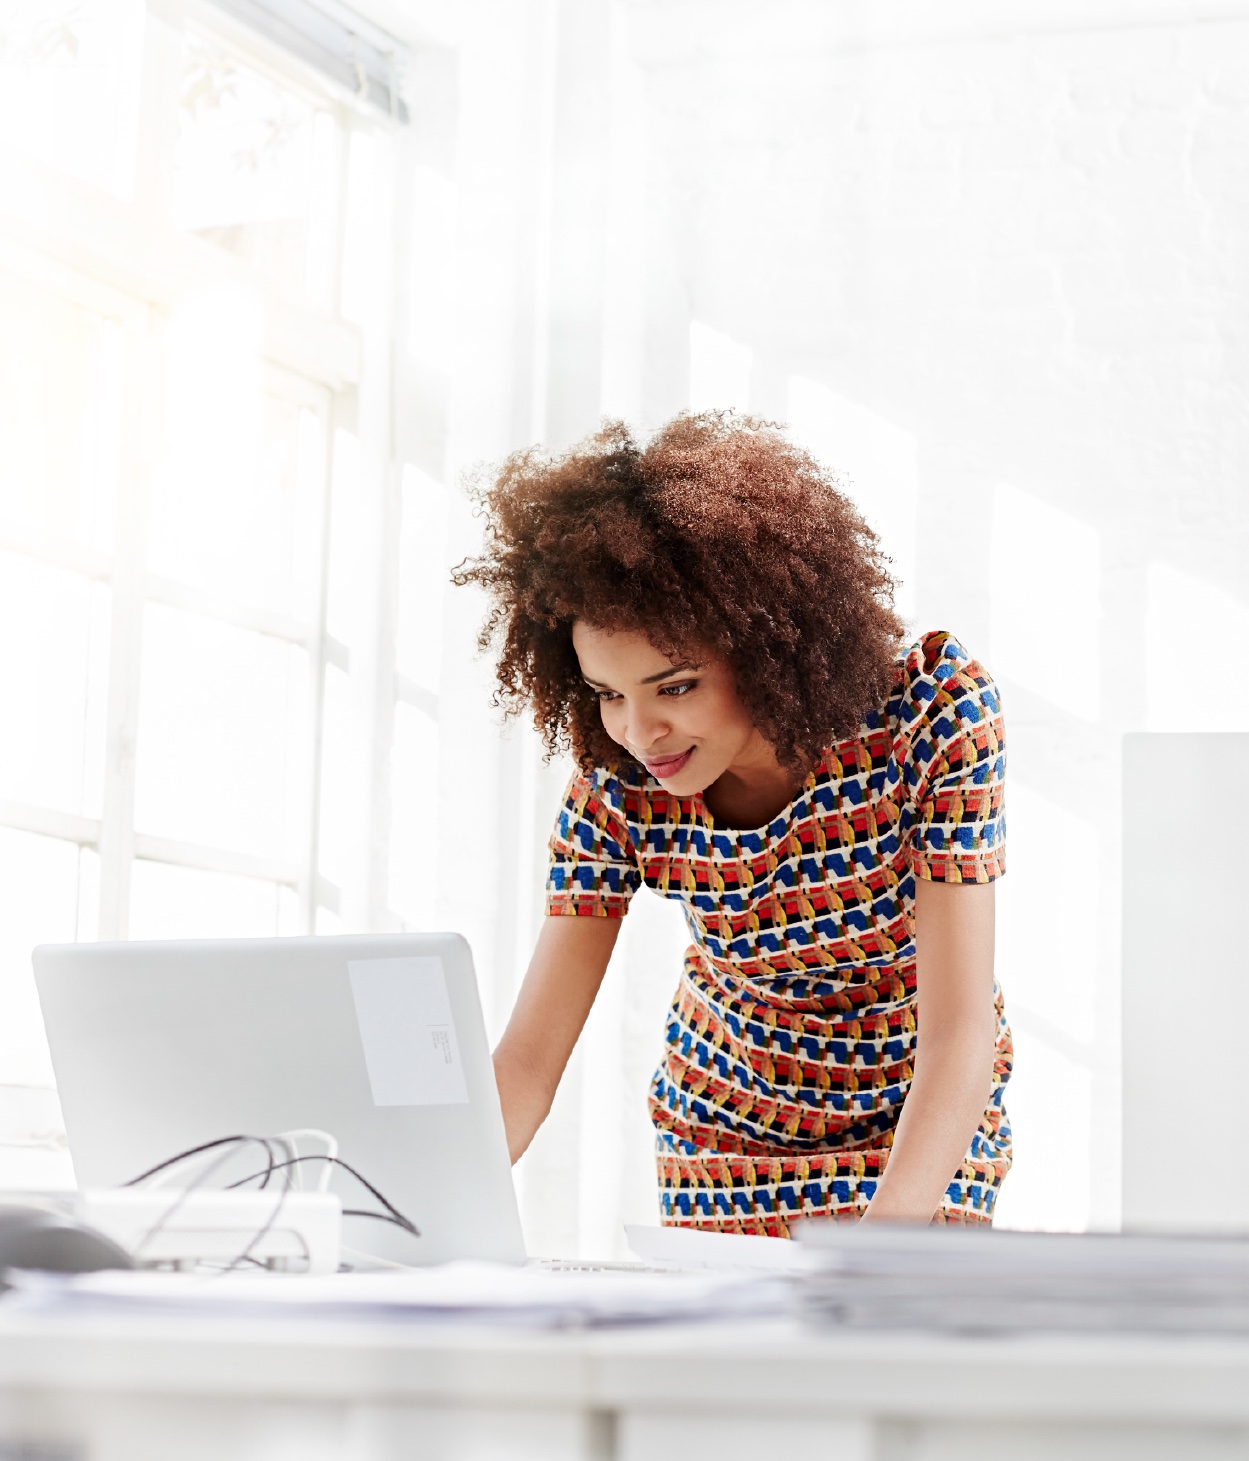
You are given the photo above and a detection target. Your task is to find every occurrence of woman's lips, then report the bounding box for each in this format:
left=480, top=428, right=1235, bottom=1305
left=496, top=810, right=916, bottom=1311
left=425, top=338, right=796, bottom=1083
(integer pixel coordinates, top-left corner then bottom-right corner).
left=643, top=748, right=693, bottom=779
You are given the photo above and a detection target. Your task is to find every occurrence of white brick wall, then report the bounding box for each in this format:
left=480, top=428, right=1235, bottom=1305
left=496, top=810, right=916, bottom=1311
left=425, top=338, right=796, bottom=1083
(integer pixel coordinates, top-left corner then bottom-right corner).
left=602, top=3, right=1249, bottom=1231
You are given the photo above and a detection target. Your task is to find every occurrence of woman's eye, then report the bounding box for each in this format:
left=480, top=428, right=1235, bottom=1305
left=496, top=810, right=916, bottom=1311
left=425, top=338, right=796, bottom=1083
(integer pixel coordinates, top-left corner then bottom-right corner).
left=661, top=682, right=696, bottom=697
left=595, top=690, right=620, bottom=703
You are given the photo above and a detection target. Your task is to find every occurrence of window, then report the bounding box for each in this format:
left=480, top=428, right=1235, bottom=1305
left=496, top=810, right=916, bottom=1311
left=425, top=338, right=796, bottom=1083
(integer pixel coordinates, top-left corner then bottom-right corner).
left=0, top=0, right=427, bottom=1177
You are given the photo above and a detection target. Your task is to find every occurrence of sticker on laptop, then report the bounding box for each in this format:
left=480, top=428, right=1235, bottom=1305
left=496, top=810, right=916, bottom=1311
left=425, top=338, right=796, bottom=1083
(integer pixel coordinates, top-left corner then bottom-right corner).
left=347, top=956, right=469, bottom=1106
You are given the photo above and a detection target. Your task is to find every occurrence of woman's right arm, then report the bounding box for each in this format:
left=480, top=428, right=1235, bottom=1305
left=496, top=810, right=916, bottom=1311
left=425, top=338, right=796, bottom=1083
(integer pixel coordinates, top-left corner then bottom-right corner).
left=492, top=914, right=623, bottom=1163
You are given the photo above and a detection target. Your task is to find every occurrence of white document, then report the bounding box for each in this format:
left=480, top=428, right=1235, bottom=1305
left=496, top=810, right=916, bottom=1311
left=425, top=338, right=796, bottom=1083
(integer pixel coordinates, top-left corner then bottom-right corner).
left=347, top=957, right=468, bottom=1107
left=8, top=1263, right=788, bottom=1331
left=626, top=1224, right=816, bottom=1274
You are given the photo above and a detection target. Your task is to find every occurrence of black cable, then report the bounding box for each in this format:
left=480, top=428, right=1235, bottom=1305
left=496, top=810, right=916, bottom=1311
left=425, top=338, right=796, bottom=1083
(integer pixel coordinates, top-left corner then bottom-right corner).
left=123, top=1136, right=420, bottom=1269
left=224, top=1153, right=421, bottom=1237
left=130, top=1136, right=279, bottom=1262
left=341, top=1208, right=422, bottom=1231
left=124, top=1135, right=275, bottom=1189
left=223, top=1137, right=295, bottom=1274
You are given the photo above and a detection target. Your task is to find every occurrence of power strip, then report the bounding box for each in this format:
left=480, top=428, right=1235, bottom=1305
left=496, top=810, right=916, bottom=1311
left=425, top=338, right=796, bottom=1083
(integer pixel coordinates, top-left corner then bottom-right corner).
left=76, top=1189, right=342, bottom=1274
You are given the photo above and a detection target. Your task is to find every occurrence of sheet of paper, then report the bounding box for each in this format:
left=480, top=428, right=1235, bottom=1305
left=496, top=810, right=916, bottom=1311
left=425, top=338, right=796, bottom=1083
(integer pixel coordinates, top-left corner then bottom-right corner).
left=6, top=1263, right=788, bottom=1331
left=347, top=956, right=468, bottom=1106
left=626, top=1224, right=816, bottom=1274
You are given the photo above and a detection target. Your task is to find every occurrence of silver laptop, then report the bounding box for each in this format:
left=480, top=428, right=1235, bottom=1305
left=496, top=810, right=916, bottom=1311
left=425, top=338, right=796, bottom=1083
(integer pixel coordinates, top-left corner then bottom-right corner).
left=33, top=932, right=525, bottom=1267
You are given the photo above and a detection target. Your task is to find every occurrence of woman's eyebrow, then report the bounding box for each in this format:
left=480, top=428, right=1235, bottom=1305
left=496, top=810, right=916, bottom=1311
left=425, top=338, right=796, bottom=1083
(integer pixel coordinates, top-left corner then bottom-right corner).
left=582, top=662, right=700, bottom=690
left=641, top=662, right=700, bottom=684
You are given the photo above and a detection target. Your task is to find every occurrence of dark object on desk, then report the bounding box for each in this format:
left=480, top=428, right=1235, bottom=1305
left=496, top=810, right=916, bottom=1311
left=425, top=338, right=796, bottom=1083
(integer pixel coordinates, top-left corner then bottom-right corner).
left=0, top=1205, right=133, bottom=1282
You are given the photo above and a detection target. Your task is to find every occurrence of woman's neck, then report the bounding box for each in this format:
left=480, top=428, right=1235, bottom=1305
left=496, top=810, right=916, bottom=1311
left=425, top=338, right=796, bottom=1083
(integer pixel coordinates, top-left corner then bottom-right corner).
left=701, top=743, right=809, bottom=830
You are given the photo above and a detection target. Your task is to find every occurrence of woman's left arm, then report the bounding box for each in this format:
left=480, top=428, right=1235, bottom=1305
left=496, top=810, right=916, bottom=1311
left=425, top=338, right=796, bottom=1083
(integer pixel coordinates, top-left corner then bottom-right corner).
left=860, top=877, right=998, bottom=1224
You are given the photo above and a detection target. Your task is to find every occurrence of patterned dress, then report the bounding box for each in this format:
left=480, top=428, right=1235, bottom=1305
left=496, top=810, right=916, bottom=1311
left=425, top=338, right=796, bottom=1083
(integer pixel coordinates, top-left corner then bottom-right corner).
left=545, top=629, right=1012, bottom=1233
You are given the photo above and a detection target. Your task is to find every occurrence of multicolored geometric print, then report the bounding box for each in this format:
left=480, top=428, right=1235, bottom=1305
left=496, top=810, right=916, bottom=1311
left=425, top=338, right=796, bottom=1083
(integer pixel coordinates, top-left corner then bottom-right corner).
left=546, top=629, right=1012, bottom=1233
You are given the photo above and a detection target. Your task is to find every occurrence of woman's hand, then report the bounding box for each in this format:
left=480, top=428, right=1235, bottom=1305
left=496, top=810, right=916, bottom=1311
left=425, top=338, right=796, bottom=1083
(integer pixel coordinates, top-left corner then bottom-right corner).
left=492, top=915, right=623, bottom=1164
left=860, top=877, right=998, bottom=1225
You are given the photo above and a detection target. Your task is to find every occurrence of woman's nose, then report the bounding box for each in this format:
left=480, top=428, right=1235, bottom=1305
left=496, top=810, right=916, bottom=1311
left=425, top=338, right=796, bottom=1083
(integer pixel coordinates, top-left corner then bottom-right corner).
left=624, top=699, right=669, bottom=752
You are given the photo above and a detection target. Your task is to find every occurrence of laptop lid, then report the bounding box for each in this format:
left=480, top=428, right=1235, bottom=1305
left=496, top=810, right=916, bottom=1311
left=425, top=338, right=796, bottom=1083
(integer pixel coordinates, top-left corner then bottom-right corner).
left=33, top=932, right=525, bottom=1267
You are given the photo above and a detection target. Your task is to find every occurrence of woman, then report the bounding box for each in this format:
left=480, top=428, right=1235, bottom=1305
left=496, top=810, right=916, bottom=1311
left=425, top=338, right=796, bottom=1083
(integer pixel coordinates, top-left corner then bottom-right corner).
left=455, top=412, right=1011, bottom=1230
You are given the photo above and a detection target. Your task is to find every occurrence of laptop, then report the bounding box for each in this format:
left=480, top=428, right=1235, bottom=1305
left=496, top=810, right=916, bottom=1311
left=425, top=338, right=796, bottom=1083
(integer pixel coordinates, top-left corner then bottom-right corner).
left=32, top=932, right=526, bottom=1267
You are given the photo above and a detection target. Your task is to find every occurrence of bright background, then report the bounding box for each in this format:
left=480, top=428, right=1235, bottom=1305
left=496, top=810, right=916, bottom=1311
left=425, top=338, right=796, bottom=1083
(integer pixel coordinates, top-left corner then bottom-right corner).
left=1, top=0, right=1246, bottom=1253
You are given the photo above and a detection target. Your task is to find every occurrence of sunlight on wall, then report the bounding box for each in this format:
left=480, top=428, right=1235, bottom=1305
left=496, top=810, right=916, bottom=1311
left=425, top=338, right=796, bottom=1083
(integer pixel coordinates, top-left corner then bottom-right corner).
left=391, top=462, right=450, bottom=932
left=325, top=427, right=365, bottom=647
left=0, top=270, right=123, bottom=552
left=0, top=0, right=145, bottom=200
left=0, top=829, right=83, bottom=1087
left=1145, top=563, right=1249, bottom=731
left=388, top=704, right=440, bottom=929
left=992, top=781, right=1096, bottom=1231
left=128, top=860, right=298, bottom=942
left=154, top=288, right=270, bottom=604
left=317, top=661, right=354, bottom=901
left=989, top=485, right=1101, bottom=719
left=134, top=605, right=309, bottom=863
left=341, top=130, right=385, bottom=326
left=406, top=167, right=458, bottom=369
left=172, top=29, right=327, bottom=294
left=396, top=466, right=450, bottom=693
left=689, top=320, right=751, bottom=413
left=0, top=554, right=109, bottom=819
left=786, top=375, right=918, bottom=623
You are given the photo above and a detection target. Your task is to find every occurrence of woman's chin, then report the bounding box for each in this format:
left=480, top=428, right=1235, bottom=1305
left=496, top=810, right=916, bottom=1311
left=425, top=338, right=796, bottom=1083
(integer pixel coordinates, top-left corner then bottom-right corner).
left=652, top=764, right=716, bottom=798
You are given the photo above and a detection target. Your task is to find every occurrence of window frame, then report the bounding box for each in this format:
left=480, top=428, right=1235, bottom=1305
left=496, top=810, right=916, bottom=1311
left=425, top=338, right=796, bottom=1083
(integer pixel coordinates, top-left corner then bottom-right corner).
left=0, top=0, right=411, bottom=996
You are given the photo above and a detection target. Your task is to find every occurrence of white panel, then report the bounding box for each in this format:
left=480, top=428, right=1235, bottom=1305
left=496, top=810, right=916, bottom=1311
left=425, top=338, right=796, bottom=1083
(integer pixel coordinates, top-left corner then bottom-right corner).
left=1122, top=732, right=1249, bottom=1230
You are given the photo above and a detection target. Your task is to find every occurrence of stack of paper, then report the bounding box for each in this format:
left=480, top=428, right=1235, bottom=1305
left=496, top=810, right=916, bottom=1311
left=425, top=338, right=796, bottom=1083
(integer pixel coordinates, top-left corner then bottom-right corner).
left=796, top=1224, right=1249, bottom=1336
left=6, top=1261, right=788, bottom=1331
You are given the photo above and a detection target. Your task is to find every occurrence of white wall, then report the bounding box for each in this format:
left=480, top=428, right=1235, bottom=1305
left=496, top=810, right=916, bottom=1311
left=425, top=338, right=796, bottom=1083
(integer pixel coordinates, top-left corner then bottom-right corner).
left=610, top=0, right=1249, bottom=1236
left=383, top=0, right=1249, bottom=1246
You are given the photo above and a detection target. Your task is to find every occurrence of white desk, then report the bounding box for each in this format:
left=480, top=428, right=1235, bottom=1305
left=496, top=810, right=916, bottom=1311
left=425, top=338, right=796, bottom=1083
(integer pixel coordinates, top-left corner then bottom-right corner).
left=1, top=1308, right=1248, bottom=1461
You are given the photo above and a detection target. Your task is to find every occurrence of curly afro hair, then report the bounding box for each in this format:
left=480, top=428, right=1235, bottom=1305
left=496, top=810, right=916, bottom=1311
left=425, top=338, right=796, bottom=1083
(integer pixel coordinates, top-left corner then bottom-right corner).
left=452, top=411, right=907, bottom=773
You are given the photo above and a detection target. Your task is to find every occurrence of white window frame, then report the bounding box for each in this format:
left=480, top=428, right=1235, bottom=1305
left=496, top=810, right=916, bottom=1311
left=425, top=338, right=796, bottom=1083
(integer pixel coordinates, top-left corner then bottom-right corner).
left=0, top=0, right=412, bottom=1001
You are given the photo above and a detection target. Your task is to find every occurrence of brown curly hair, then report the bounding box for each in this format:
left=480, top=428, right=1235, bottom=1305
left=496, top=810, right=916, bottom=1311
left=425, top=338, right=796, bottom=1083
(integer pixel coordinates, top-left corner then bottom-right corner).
left=453, top=411, right=906, bottom=772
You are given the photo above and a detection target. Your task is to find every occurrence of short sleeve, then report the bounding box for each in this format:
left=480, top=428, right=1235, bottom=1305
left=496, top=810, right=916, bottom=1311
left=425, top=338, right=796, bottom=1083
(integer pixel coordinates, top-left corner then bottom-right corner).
left=545, top=768, right=642, bottom=917
left=905, top=633, right=1006, bottom=885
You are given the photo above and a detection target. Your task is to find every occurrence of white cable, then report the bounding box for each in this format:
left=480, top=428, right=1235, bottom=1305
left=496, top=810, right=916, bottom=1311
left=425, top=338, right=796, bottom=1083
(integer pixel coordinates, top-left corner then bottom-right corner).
left=132, top=1136, right=278, bottom=1265
left=274, top=1129, right=338, bottom=1193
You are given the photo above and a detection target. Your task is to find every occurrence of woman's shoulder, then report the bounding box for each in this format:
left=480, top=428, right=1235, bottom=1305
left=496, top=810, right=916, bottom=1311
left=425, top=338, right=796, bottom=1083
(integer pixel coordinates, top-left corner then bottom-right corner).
left=888, top=628, right=1001, bottom=725
left=560, top=759, right=651, bottom=821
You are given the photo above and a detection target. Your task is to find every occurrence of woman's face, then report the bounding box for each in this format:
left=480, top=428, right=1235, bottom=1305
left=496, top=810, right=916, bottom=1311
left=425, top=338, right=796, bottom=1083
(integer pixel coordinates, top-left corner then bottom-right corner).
left=571, top=621, right=777, bottom=795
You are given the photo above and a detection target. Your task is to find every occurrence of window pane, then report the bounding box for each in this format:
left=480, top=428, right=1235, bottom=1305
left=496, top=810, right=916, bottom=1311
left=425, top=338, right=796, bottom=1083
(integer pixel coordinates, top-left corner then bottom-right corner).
left=173, top=30, right=337, bottom=299
left=134, top=604, right=310, bottom=862
left=0, top=829, right=95, bottom=1086
left=0, top=269, right=123, bottom=554
left=325, top=426, right=363, bottom=647
left=396, top=467, right=450, bottom=693
left=388, top=703, right=439, bottom=926
left=0, top=0, right=144, bottom=198
left=317, top=661, right=354, bottom=894
left=152, top=295, right=326, bottom=619
left=0, top=552, right=110, bottom=818
left=129, top=860, right=295, bottom=941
